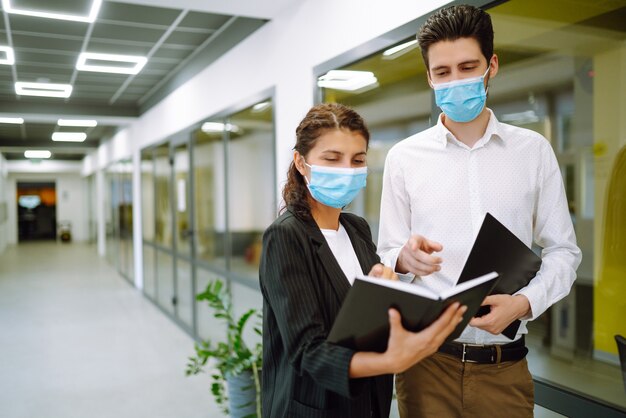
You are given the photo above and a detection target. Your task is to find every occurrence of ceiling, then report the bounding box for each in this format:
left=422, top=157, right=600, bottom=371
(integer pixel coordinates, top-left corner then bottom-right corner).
left=0, top=0, right=298, bottom=161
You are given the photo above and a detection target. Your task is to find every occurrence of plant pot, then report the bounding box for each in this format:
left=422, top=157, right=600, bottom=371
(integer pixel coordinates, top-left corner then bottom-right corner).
left=227, top=369, right=259, bottom=417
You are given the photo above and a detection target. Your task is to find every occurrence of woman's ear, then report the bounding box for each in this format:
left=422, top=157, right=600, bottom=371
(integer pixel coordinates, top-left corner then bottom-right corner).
left=293, top=151, right=306, bottom=177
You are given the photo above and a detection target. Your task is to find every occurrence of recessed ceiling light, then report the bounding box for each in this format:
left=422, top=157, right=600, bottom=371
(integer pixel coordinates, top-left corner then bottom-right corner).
left=24, top=150, right=51, bottom=159
left=77, top=52, right=148, bottom=75
left=382, top=40, right=418, bottom=60
left=201, top=122, right=240, bottom=133
left=252, top=101, right=271, bottom=113
left=15, top=82, right=72, bottom=98
left=52, top=132, right=87, bottom=142
left=2, top=0, right=102, bottom=23
left=0, top=117, right=24, bottom=124
left=317, top=70, right=379, bottom=92
left=0, top=46, right=15, bottom=65
left=58, top=119, right=97, bottom=127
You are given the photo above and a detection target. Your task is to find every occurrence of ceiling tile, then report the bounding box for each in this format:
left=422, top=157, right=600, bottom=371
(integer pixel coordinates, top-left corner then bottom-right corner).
left=98, top=1, right=182, bottom=26
left=90, top=22, right=167, bottom=44
left=179, top=11, right=231, bottom=30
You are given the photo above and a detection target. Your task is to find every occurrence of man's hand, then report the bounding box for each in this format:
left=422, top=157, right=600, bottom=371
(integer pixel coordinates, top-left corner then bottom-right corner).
left=469, top=294, right=531, bottom=335
left=396, top=235, right=443, bottom=276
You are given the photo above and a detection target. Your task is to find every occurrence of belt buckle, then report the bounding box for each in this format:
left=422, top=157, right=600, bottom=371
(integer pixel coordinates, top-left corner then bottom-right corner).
left=461, top=343, right=483, bottom=363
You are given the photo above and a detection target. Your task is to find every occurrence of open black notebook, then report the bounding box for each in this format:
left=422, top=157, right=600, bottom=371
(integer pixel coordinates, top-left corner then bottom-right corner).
left=327, top=272, right=499, bottom=353
left=457, top=212, right=542, bottom=339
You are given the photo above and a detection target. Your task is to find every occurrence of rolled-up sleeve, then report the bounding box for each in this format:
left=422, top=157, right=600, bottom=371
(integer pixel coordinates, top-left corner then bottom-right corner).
left=516, top=142, right=582, bottom=320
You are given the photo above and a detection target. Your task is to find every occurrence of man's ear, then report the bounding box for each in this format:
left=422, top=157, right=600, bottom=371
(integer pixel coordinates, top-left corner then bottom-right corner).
left=488, top=54, right=499, bottom=79
left=426, top=70, right=434, bottom=89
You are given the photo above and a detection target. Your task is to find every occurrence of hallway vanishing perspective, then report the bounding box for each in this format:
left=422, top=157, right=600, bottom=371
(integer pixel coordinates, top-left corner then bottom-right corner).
left=0, top=242, right=223, bottom=418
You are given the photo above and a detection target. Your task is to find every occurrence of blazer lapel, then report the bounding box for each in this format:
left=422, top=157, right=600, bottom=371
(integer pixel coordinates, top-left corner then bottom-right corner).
left=340, top=214, right=378, bottom=276
left=294, top=210, right=351, bottom=303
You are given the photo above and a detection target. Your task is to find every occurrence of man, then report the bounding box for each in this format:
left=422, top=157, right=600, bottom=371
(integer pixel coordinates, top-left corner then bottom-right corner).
left=377, top=4, right=581, bottom=417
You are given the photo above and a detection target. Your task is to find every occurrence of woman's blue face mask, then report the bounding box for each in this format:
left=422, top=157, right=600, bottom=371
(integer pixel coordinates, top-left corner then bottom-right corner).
left=303, top=160, right=367, bottom=209
left=432, top=66, right=490, bottom=123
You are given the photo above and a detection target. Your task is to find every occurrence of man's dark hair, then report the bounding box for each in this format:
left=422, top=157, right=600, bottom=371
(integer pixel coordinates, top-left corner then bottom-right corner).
left=417, top=4, right=494, bottom=69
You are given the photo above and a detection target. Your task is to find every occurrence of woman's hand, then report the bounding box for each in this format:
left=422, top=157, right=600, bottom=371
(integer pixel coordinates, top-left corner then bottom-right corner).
left=382, top=302, right=466, bottom=373
left=348, top=302, right=466, bottom=378
left=368, top=263, right=398, bottom=281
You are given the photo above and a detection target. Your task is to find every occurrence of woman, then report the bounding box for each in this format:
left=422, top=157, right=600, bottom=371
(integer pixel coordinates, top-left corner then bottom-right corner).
left=259, top=103, right=466, bottom=417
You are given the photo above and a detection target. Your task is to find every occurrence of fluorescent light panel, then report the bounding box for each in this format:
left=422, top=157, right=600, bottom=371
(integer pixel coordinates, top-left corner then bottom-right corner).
left=252, top=101, right=271, bottom=113
left=15, top=82, right=72, bottom=98
left=52, top=132, right=87, bottom=142
left=2, top=0, right=102, bottom=23
left=201, top=122, right=240, bottom=133
left=77, top=52, right=148, bottom=75
left=317, top=70, right=378, bottom=92
left=382, top=40, right=418, bottom=60
left=58, top=119, right=97, bottom=127
left=24, top=150, right=51, bottom=159
left=0, top=46, right=15, bottom=65
left=0, top=117, right=24, bottom=124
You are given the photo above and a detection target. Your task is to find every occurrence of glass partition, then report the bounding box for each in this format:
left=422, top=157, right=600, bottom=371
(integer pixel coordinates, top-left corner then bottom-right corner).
left=227, top=103, right=275, bottom=285
left=140, top=96, right=275, bottom=343
left=141, top=149, right=157, bottom=300
left=103, top=160, right=134, bottom=283
left=486, top=0, right=626, bottom=409
left=192, top=124, right=226, bottom=268
left=154, top=143, right=172, bottom=248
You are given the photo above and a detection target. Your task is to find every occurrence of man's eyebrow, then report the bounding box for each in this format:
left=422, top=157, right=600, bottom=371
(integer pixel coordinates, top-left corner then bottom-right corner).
left=458, top=59, right=481, bottom=66
left=431, top=60, right=482, bottom=72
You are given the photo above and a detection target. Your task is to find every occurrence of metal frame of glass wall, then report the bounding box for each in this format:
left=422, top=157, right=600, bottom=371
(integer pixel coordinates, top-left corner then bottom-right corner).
left=141, top=88, right=277, bottom=340
left=104, top=159, right=134, bottom=284
left=313, top=1, right=626, bottom=416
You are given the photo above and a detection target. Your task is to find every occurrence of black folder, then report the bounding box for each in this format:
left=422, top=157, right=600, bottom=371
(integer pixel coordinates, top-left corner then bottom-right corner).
left=327, top=272, right=499, bottom=353
left=457, top=212, right=542, bottom=339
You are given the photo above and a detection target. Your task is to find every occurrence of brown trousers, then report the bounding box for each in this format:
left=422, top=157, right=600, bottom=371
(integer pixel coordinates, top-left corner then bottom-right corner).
left=396, top=352, right=534, bottom=418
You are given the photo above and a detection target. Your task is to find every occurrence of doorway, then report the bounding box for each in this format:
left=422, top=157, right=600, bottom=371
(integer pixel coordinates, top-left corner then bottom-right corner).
left=17, top=181, right=57, bottom=241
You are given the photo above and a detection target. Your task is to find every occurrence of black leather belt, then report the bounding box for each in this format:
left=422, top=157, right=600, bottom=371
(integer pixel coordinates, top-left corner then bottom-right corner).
left=438, top=336, right=528, bottom=364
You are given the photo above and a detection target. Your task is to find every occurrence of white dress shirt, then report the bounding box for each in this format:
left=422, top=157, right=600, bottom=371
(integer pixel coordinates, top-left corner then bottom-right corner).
left=377, top=109, right=581, bottom=345
left=321, top=224, right=364, bottom=285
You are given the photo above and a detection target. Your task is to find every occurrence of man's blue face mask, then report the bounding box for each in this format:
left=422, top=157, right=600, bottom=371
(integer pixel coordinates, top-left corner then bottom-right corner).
left=432, top=66, right=490, bottom=123
left=303, top=160, right=367, bottom=209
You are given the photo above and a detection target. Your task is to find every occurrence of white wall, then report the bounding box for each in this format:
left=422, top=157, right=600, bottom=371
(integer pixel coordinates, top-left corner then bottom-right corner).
left=6, top=171, right=89, bottom=244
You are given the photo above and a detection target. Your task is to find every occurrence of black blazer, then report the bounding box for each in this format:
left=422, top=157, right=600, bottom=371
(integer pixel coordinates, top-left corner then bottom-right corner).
left=259, top=208, right=393, bottom=418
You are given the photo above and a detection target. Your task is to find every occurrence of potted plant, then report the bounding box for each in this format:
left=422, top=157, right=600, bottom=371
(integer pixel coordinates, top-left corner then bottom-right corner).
left=186, top=279, right=262, bottom=418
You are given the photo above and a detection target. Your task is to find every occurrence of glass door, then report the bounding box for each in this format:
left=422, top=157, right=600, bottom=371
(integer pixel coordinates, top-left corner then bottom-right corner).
left=154, top=142, right=175, bottom=315
left=173, top=139, right=194, bottom=330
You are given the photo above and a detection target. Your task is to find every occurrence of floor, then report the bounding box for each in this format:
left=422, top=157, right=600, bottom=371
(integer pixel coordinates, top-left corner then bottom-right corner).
left=0, top=242, right=616, bottom=418
left=0, top=242, right=223, bottom=418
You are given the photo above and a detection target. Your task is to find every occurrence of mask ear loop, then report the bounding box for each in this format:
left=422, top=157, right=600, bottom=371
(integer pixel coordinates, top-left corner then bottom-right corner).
left=299, top=156, right=311, bottom=185
left=484, top=65, right=491, bottom=96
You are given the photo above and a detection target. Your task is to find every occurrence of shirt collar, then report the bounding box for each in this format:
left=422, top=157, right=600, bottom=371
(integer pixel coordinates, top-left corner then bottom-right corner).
left=435, top=108, right=504, bottom=149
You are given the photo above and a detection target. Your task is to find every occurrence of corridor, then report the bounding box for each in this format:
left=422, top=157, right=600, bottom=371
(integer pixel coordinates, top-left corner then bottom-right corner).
left=0, top=242, right=222, bottom=418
